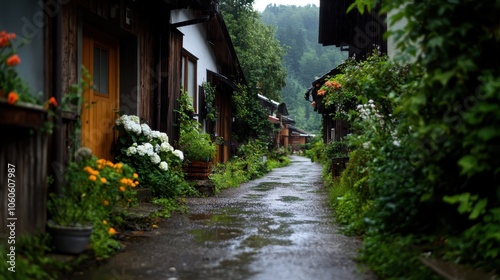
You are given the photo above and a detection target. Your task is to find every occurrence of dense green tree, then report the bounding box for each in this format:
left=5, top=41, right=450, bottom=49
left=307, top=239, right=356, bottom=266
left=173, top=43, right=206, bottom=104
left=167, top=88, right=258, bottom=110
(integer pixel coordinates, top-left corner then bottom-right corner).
left=220, top=1, right=286, bottom=101
left=261, top=5, right=347, bottom=135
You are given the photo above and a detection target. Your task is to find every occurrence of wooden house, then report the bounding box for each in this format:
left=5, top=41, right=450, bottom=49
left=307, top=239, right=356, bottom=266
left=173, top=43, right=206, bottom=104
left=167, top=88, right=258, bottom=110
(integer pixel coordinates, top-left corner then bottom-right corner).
left=0, top=0, right=244, bottom=236
left=305, top=0, right=389, bottom=144
left=258, top=94, right=313, bottom=151
left=171, top=7, right=245, bottom=164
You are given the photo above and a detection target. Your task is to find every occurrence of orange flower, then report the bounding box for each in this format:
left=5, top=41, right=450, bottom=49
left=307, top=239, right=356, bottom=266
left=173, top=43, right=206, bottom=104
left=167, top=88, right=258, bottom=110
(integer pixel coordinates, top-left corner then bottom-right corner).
left=48, top=96, right=57, bottom=107
left=6, top=54, right=21, bottom=66
left=119, top=186, right=126, bottom=192
left=83, top=166, right=98, bottom=176
left=103, top=200, right=109, bottom=206
left=133, top=173, right=139, bottom=178
left=317, top=89, right=326, bottom=96
left=113, top=163, right=123, bottom=169
left=108, top=228, right=117, bottom=235
left=0, top=31, right=15, bottom=47
left=102, top=220, right=107, bottom=225
left=7, top=92, right=18, bottom=104
left=100, top=177, right=107, bottom=183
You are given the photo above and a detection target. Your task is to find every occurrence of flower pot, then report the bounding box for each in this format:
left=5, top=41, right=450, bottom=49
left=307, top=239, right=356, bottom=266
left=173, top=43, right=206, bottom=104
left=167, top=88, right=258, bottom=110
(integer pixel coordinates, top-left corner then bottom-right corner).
left=48, top=221, right=93, bottom=254
left=184, top=161, right=212, bottom=180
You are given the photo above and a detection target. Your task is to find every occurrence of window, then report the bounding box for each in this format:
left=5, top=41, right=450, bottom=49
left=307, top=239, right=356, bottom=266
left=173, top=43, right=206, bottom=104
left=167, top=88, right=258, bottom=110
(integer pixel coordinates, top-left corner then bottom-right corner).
left=181, top=50, right=198, bottom=112
left=93, top=46, right=109, bottom=94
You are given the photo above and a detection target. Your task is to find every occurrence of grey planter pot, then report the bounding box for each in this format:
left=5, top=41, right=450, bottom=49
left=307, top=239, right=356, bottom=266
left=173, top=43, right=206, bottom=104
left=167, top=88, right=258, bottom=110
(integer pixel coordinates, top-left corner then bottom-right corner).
left=48, top=221, right=93, bottom=254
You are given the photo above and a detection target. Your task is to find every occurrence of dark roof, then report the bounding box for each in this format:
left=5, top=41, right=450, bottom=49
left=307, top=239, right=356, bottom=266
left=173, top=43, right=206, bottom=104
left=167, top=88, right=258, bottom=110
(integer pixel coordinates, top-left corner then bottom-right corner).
left=318, top=0, right=387, bottom=58
left=288, top=125, right=315, bottom=137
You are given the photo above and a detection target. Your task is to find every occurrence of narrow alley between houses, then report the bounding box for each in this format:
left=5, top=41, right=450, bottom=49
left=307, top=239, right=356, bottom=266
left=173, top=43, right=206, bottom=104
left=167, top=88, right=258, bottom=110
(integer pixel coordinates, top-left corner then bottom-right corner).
left=68, top=156, right=375, bottom=280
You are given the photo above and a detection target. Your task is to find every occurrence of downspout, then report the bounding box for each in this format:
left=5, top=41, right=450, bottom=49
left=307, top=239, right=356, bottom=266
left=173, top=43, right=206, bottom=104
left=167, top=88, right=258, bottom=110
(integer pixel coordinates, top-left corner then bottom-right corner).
left=53, top=1, right=63, bottom=194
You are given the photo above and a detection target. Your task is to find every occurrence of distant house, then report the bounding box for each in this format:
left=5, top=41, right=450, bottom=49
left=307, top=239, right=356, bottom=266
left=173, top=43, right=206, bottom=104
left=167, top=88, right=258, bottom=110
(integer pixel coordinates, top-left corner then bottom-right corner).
left=0, top=0, right=244, bottom=235
left=258, top=94, right=314, bottom=151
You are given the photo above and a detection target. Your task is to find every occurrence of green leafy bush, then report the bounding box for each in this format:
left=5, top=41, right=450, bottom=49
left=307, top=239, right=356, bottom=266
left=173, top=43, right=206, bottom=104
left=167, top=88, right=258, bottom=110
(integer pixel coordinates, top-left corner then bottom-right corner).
left=359, top=234, right=440, bottom=280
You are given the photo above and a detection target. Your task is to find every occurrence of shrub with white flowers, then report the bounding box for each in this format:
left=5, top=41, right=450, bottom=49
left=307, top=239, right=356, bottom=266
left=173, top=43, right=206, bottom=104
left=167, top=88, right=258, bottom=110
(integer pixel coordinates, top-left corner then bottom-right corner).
left=113, top=114, right=192, bottom=198
left=114, top=114, right=183, bottom=171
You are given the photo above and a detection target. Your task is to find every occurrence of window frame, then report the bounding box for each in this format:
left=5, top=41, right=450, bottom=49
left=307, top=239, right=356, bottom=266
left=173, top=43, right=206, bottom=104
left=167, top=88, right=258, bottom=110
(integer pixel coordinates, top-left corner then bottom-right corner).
left=181, top=49, right=198, bottom=113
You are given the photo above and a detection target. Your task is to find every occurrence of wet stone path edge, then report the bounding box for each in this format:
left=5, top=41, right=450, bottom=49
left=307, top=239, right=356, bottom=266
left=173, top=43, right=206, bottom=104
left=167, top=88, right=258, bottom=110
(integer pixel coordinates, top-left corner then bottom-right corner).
left=69, top=155, right=376, bottom=280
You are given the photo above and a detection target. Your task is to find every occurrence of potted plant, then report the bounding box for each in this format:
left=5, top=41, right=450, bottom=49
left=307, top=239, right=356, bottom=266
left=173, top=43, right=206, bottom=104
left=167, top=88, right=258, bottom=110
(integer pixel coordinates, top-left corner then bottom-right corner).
left=47, top=147, right=96, bottom=254
left=47, top=147, right=139, bottom=254
left=177, top=90, right=217, bottom=179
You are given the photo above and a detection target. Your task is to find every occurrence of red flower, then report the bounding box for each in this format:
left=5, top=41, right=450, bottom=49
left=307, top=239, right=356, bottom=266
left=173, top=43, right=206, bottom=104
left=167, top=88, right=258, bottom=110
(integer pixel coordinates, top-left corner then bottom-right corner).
left=7, top=92, right=19, bottom=104
left=6, top=54, right=21, bottom=66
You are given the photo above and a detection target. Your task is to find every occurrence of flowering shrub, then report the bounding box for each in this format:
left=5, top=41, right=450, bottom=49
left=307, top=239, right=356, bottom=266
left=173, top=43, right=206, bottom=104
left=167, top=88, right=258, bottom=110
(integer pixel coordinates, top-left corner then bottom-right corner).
left=115, top=114, right=184, bottom=170
left=114, top=114, right=192, bottom=197
left=48, top=147, right=139, bottom=257
left=1, top=30, right=59, bottom=134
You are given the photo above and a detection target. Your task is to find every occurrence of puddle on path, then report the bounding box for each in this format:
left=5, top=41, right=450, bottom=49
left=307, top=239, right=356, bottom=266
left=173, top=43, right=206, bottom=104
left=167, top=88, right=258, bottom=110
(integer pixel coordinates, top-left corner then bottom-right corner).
left=189, top=228, right=244, bottom=242
left=243, top=193, right=265, bottom=199
left=250, top=182, right=278, bottom=191
left=274, top=211, right=295, bottom=218
left=179, top=251, right=258, bottom=280
left=277, top=196, right=304, bottom=202
left=241, top=234, right=293, bottom=249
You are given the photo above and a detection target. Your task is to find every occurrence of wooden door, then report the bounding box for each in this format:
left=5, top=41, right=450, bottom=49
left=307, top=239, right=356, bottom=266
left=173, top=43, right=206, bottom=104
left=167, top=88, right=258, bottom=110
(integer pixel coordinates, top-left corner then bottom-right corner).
left=81, top=29, right=119, bottom=160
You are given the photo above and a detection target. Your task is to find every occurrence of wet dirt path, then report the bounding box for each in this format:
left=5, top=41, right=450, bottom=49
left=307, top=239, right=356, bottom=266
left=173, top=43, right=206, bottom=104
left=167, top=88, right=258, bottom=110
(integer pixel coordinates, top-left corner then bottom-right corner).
left=70, top=155, right=375, bottom=280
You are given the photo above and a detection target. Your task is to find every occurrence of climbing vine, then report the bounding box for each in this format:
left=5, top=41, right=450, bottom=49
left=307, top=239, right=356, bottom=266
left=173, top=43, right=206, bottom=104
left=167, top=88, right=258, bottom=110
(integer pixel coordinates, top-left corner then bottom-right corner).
left=202, top=81, right=217, bottom=122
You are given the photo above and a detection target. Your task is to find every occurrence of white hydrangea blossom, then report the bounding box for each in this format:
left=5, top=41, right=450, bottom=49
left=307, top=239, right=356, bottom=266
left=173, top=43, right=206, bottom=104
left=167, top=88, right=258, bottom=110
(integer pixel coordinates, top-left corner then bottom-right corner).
left=159, top=161, right=168, bottom=171
left=173, top=149, right=184, bottom=161
left=150, top=153, right=161, bottom=164
left=150, top=130, right=161, bottom=140
left=119, top=115, right=142, bottom=135
left=159, top=132, right=168, bottom=143
left=126, top=146, right=137, bottom=156
left=129, top=115, right=140, bottom=124
left=160, top=142, right=174, bottom=153
left=141, top=123, right=152, bottom=138
left=137, top=143, right=154, bottom=156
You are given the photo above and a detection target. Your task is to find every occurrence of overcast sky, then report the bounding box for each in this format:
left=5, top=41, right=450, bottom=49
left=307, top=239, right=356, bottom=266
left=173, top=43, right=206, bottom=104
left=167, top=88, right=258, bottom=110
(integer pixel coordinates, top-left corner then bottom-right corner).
left=253, top=0, right=319, bottom=12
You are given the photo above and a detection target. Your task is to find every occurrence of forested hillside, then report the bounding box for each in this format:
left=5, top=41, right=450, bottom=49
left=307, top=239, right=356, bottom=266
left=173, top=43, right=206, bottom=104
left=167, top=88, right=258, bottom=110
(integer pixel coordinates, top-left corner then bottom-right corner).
left=261, top=4, right=347, bottom=134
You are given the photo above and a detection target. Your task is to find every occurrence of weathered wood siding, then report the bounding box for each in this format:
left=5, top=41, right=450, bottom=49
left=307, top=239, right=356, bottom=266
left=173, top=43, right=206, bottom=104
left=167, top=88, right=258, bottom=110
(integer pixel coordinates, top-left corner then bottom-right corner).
left=167, top=29, right=183, bottom=145
left=0, top=104, right=48, bottom=236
